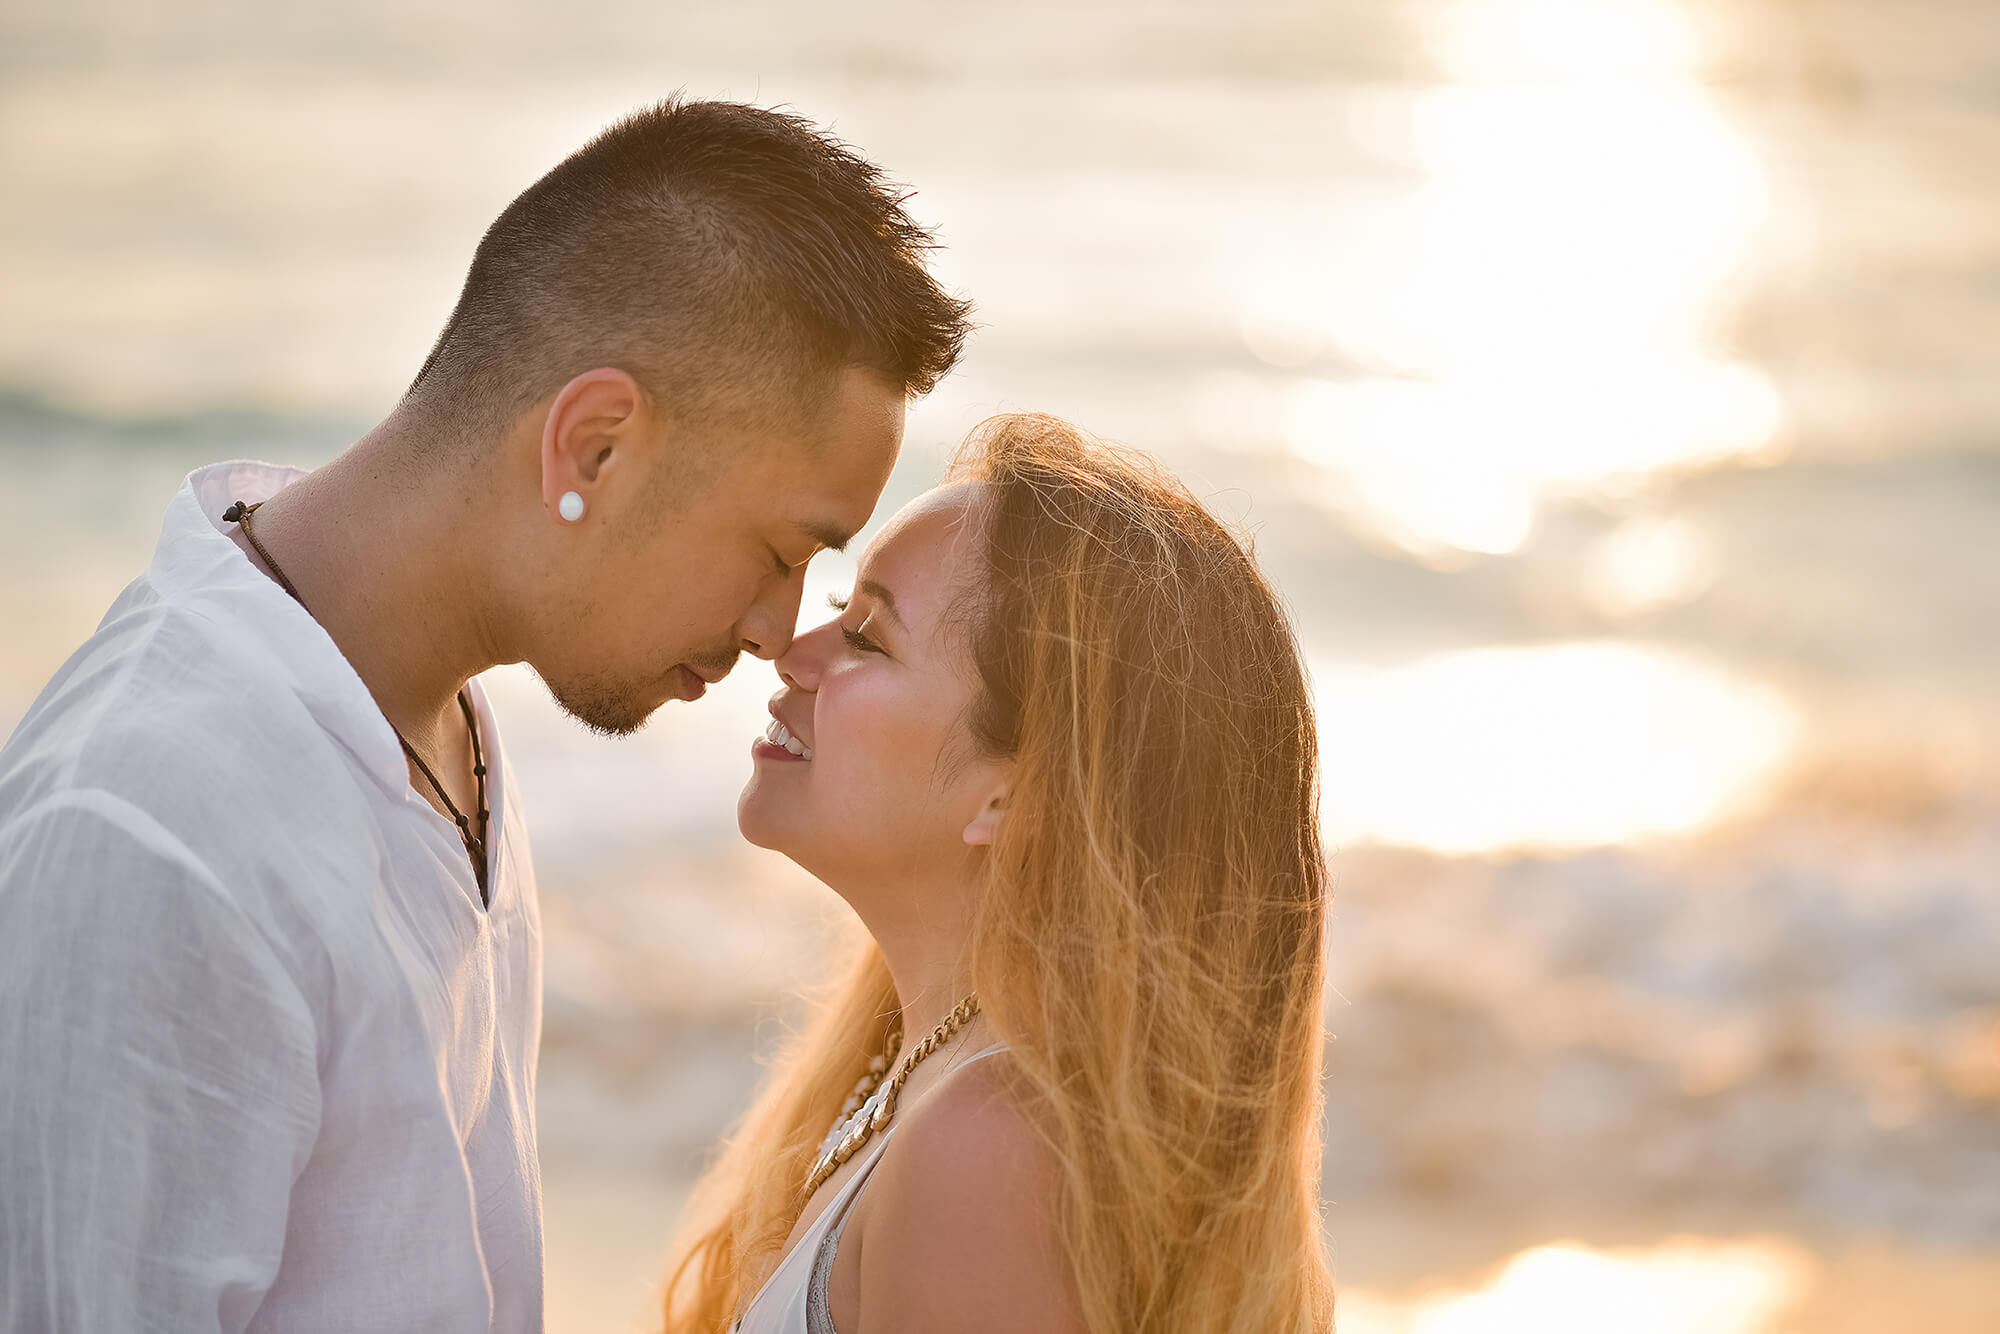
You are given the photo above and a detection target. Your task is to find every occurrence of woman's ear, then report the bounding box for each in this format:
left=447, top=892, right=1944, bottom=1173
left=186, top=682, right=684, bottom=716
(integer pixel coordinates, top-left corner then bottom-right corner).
left=962, top=783, right=1007, bottom=847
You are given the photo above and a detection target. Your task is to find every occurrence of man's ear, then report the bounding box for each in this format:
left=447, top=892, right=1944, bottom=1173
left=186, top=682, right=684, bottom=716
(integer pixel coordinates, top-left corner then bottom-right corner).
left=539, top=368, right=650, bottom=518
left=962, top=782, right=1007, bottom=847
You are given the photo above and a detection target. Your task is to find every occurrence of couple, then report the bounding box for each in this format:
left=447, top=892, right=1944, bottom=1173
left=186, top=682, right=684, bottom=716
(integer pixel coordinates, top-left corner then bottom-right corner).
left=0, top=99, right=1333, bottom=1334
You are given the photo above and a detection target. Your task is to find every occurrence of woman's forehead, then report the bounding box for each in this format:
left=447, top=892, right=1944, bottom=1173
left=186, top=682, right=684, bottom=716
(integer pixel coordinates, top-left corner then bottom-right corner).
left=857, top=482, right=991, bottom=621
left=890, top=479, right=988, bottom=529
left=868, top=483, right=987, bottom=559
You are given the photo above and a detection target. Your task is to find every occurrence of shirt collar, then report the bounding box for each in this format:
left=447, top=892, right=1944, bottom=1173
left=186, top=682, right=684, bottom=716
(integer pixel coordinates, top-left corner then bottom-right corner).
left=152, top=460, right=410, bottom=798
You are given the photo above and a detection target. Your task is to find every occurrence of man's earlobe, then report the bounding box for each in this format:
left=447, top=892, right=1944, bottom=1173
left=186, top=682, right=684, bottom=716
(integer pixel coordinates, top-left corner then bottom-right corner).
left=963, top=787, right=1006, bottom=847
left=540, top=368, right=645, bottom=514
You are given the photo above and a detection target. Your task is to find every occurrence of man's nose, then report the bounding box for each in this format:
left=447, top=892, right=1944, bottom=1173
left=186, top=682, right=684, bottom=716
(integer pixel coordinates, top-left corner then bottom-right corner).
left=738, top=574, right=805, bottom=661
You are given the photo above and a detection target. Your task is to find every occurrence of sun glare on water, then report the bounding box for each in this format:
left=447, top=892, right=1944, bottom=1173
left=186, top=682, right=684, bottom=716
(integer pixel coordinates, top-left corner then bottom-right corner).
left=1314, top=642, right=1798, bottom=854
left=1339, top=1238, right=1814, bottom=1334
left=1246, top=0, right=1780, bottom=560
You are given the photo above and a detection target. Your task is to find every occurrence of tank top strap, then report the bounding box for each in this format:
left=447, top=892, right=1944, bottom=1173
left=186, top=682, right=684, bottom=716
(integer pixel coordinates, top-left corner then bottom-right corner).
left=815, top=1044, right=1012, bottom=1250
left=822, top=1040, right=1007, bottom=1239
left=800, top=1042, right=1014, bottom=1333
left=740, top=1042, right=1019, bottom=1333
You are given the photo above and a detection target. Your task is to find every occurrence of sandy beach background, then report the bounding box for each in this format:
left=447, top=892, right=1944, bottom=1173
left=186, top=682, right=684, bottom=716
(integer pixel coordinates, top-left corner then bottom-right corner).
left=3, top=1, right=1996, bottom=1330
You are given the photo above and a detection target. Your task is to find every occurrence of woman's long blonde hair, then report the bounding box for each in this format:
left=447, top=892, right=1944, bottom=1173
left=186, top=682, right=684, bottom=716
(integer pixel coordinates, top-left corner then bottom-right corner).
left=661, top=413, right=1333, bottom=1333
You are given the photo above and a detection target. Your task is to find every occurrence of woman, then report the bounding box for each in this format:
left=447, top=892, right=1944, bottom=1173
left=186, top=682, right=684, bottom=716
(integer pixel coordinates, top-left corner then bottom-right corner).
left=660, top=414, right=1334, bottom=1334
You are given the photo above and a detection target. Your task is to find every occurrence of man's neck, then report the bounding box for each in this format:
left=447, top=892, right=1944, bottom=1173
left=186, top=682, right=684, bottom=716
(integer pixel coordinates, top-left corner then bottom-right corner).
left=238, top=425, right=506, bottom=754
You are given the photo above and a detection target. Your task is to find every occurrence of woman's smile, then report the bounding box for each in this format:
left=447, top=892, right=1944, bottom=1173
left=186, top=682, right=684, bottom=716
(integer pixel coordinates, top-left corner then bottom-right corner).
left=753, top=713, right=814, bottom=762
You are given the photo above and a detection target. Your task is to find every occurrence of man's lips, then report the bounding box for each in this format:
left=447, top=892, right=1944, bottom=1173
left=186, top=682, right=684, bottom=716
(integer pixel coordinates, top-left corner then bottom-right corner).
left=688, top=659, right=734, bottom=686
left=673, top=658, right=735, bottom=702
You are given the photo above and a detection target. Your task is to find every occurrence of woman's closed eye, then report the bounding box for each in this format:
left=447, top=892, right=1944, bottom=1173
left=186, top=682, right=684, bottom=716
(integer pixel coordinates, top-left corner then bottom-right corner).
left=826, top=593, right=884, bottom=655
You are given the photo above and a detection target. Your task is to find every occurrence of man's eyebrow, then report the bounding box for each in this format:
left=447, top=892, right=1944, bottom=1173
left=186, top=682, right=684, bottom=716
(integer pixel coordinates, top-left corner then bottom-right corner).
left=794, top=519, right=855, bottom=554
left=859, top=579, right=904, bottom=626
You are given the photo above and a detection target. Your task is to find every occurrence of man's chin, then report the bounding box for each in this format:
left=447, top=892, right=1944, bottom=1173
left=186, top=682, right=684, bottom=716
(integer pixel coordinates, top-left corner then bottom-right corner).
left=541, top=658, right=726, bottom=736
left=545, top=680, right=660, bottom=739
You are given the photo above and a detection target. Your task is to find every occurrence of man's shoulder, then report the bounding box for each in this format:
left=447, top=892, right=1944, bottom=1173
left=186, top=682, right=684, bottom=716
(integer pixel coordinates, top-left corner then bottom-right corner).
left=2, top=587, right=388, bottom=884
left=11, top=580, right=347, bottom=769
left=0, top=599, right=391, bottom=1007
left=21, top=569, right=269, bottom=699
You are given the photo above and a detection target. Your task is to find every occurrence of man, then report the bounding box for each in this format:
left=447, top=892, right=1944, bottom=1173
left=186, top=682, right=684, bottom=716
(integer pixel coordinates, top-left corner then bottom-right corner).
left=0, top=97, right=970, bottom=1332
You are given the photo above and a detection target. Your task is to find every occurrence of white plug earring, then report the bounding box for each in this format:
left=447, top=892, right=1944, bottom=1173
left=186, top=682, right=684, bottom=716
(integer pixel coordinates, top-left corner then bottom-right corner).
left=558, top=491, right=586, bottom=522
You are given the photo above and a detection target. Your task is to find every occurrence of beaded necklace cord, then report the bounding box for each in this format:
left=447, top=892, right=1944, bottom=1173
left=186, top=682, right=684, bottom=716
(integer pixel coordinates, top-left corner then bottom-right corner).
left=223, top=499, right=491, bottom=907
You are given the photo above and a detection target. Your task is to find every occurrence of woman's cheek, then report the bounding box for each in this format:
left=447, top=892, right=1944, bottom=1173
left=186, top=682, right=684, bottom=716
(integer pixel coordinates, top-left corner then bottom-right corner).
left=822, top=680, right=933, bottom=807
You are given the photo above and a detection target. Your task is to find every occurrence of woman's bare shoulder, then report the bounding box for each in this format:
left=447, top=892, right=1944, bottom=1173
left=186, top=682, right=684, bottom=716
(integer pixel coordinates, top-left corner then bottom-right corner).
left=852, top=1052, right=1086, bottom=1334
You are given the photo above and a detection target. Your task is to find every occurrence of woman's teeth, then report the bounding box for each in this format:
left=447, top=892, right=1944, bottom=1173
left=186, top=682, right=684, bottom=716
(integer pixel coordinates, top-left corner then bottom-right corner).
left=762, top=718, right=813, bottom=760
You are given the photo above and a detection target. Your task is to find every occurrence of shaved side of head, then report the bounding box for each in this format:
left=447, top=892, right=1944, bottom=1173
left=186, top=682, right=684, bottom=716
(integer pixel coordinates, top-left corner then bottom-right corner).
left=402, top=97, right=972, bottom=455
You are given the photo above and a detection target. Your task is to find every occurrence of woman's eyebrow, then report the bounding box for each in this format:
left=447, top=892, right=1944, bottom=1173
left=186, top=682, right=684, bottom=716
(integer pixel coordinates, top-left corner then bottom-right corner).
left=858, top=578, right=905, bottom=628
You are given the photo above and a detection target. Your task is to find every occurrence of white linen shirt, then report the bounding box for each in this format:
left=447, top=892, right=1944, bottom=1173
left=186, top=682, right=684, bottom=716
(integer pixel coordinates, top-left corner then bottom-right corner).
left=0, top=461, right=544, bottom=1333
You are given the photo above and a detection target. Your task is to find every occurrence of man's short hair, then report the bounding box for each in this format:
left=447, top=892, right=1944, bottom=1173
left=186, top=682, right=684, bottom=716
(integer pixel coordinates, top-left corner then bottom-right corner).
left=404, top=97, right=972, bottom=445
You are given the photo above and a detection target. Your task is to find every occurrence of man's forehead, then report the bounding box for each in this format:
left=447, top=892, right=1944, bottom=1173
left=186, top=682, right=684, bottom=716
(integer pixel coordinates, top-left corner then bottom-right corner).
left=776, top=372, right=905, bottom=548
left=762, top=444, right=893, bottom=553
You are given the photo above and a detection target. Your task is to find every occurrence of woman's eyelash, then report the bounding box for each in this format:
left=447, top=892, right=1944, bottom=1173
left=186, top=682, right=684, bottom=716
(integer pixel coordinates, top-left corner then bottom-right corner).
left=825, top=593, right=879, bottom=653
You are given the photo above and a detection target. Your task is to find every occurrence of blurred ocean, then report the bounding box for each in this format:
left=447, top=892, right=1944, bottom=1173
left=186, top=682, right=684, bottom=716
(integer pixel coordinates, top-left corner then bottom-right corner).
left=3, top=1, right=1997, bottom=1330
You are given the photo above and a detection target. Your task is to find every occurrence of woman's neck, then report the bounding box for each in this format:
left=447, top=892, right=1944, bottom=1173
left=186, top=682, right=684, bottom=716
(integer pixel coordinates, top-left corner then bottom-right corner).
left=891, top=969, right=985, bottom=1063
left=861, top=899, right=983, bottom=1064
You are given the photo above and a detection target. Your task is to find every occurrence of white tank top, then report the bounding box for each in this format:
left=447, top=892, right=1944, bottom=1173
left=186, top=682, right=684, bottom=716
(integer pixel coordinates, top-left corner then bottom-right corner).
left=733, top=1042, right=1012, bottom=1334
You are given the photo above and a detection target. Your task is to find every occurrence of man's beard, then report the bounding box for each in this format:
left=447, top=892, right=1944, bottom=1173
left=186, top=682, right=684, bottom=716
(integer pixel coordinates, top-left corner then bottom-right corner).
left=538, top=649, right=739, bottom=738
left=545, top=670, right=656, bottom=738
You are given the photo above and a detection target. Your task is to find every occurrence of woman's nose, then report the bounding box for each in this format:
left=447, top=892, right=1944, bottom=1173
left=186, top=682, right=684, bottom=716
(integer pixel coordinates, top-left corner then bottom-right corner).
left=775, top=617, right=841, bottom=692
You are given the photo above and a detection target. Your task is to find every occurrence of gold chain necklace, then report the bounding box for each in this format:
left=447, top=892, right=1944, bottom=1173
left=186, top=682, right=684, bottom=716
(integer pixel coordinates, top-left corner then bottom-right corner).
left=804, top=993, right=981, bottom=1197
